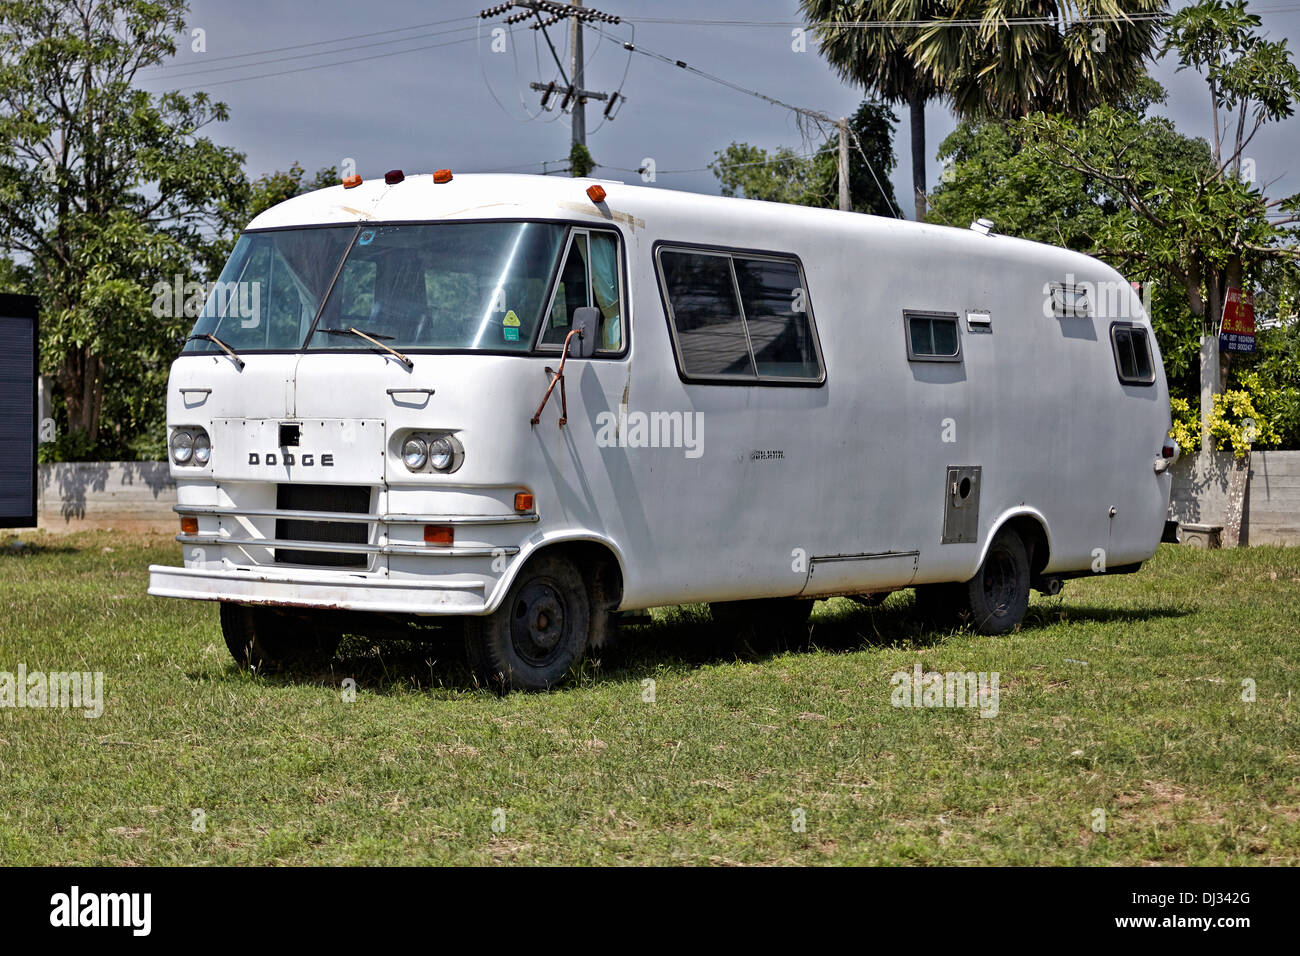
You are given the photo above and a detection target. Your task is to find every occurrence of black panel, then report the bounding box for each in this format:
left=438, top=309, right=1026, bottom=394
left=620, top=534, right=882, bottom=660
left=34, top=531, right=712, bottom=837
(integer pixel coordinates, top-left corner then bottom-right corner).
left=0, top=294, right=38, bottom=529
left=274, top=484, right=370, bottom=568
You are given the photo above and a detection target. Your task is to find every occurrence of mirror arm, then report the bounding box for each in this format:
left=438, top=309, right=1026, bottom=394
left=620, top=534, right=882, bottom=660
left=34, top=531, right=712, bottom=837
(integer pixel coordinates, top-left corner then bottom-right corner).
left=530, top=327, right=584, bottom=427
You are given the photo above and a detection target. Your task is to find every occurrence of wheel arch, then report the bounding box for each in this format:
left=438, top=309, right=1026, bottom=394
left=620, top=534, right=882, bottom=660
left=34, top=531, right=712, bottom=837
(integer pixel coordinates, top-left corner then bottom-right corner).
left=484, top=531, right=627, bottom=636
left=980, top=508, right=1053, bottom=582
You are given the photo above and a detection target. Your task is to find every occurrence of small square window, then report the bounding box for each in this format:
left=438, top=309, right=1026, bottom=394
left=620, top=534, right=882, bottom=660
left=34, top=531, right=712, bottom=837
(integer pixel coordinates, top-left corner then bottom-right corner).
left=1110, top=323, right=1155, bottom=386
left=904, top=311, right=961, bottom=362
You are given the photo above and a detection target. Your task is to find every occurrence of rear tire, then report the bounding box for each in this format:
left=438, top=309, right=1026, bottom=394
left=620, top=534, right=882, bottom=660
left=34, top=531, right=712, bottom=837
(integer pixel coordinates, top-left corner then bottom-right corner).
left=465, top=554, right=590, bottom=692
left=962, top=529, right=1031, bottom=634
left=912, top=529, right=1031, bottom=635
left=220, top=603, right=341, bottom=671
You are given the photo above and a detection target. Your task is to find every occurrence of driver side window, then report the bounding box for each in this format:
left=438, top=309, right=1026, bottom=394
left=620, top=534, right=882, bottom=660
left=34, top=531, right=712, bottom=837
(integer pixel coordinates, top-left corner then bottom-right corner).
left=539, top=228, right=624, bottom=352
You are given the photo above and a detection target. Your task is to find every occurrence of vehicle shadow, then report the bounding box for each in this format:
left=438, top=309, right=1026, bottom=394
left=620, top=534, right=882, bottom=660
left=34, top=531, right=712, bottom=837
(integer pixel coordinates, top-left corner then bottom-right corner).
left=227, top=596, right=1191, bottom=695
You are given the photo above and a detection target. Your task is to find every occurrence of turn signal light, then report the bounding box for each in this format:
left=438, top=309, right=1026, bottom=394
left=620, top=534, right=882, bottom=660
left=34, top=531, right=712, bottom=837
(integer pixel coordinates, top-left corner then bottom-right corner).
left=514, top=492, right=534, bottom=513
left=180, top=516, right=198, bottom=535
left=586, top=184, right=606, bottom=203
left=433, top=169, right=453, bottom=184
left=424, top=524, right=454, bottom=546
left=342, top=174, right=362, bottom=188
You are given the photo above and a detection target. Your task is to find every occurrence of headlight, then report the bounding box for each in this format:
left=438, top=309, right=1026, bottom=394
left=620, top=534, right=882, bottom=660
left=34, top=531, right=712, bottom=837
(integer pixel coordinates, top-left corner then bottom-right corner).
left=192, top=432, right=211, bottom=466
left=402, top=437, right=429, bottom=472
left=170, top=430, right=194, bottom=465
left=428, top=436, right=455, bottom=471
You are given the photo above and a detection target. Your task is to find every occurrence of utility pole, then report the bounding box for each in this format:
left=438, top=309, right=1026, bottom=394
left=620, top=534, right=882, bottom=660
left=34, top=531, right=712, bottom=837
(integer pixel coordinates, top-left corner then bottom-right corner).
left=837, top=118, right=850, bottom=212
left=570, top=1, right=585, bottom=150
left=479, top=2, right=624, bottom=169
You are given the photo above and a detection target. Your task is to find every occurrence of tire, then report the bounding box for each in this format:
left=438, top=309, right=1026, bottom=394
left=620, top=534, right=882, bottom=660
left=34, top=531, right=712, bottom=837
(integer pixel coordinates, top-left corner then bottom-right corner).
left=220, top=603, right=342, bottom=671
left=465, top=554, right=590, bottom=692
left=961, top=529, right=1031, bottom=634
left=912, top=529, right=1031, bottom=635
left=709, top=598, right=813, bottom=637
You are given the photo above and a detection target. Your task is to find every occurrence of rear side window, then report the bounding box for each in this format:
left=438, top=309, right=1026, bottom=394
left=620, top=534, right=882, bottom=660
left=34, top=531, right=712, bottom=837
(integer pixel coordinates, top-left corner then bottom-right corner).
left=904, top=311, right=961, bottom=362
left=657, top=246, right=823, bottom=384
left=1111, top=323, right=1155, bottom=385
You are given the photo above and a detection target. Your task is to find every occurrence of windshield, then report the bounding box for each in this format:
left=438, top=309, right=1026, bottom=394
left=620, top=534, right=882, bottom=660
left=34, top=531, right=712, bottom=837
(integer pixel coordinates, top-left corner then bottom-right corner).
left=183, top=221, right=571, bottom=354
left=183, top=226, right=356, bottom=353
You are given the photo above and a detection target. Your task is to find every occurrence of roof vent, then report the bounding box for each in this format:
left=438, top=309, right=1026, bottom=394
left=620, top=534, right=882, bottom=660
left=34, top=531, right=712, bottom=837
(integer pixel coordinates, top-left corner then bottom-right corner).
left=970, top=218, right=995, bottom=236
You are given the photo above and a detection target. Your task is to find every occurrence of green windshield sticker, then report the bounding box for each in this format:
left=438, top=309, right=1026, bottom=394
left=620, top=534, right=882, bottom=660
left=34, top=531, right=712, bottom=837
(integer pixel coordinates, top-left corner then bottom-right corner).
left=503, top=326, right=520, bottom=342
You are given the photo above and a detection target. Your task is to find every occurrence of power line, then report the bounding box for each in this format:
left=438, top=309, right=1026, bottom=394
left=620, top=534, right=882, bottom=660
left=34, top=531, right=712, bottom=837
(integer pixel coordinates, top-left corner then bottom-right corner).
left=140, top=15, right=479, bottom=73
left=618, top=7, right=1300, bottom=27
left=139, top=24, right=479, bottom=81
left=600, top=29, right=902, bottom=217
left=156, top=35, right=480, bottom=91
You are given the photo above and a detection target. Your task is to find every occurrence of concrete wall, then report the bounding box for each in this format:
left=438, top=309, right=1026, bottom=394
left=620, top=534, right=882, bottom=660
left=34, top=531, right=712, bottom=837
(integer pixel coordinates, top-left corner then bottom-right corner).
left=34, top=461, right=175, bottom=533
left=1242, top=451, right=1300, bottom=546
left=1169, top=449, right=1300, bottom=546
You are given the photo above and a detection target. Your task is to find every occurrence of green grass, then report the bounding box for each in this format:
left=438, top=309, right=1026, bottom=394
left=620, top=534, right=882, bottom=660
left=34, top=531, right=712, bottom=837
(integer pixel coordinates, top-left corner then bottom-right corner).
left=0, top=530, right=1297, bottom=865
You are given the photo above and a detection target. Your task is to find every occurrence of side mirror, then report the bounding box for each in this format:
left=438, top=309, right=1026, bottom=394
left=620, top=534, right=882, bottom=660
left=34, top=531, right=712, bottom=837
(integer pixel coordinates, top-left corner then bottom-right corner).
left=571, top=306, right=600, bottom=358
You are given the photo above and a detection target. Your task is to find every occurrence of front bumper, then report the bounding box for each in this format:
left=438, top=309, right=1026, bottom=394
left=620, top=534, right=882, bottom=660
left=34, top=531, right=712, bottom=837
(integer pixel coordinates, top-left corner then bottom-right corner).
left=147, top=564, right=490, bottom=615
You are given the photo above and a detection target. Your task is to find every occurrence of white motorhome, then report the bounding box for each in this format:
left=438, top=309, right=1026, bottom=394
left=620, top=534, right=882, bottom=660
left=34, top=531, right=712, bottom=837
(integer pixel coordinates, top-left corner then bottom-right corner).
left=148, top=172, right=1178, bottom=690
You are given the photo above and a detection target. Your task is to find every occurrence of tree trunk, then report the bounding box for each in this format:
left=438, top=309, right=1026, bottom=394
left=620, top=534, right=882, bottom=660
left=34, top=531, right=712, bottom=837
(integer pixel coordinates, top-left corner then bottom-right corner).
left=909, top=89, right=926, bottom=221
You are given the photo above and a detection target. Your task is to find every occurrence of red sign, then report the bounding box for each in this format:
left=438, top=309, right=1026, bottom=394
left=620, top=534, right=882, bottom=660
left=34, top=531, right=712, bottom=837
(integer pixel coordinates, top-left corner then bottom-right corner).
left=1219, top=288, right=1256, bottom=353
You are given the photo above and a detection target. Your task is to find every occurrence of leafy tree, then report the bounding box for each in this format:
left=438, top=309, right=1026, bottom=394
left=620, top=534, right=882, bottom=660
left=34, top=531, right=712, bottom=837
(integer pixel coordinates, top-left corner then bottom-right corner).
left=711, top=100, right=900, bottom=217
left=0, top=0, right=248, bottom=459
left=1018, top=0, right=1300, bottom=449
left=801, top=0, right=944, bottom=218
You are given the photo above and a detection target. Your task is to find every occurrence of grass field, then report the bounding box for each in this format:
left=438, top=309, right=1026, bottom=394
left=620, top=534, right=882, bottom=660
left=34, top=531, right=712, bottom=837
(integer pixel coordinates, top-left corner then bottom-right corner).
left=0, top=530, right=1297, bottom=865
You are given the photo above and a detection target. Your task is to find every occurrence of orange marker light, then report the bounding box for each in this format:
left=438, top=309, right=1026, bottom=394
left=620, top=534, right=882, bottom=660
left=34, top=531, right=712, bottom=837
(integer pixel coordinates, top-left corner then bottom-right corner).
left=180, top=516, right=198, bottom=535
left=433, top=169, right=453, bottom=184
left=424, top=524, right=454, bottom=546
left=514, top=493, right=534, bottom=513
left=342, top=174, right=362, bottom=188
left=586, top=184, right=606, bottom=203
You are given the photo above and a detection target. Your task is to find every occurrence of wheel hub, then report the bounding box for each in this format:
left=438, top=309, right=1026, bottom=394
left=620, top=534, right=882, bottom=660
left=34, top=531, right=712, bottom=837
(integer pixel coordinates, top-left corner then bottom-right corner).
left=510, top=581, right=567, bottom=664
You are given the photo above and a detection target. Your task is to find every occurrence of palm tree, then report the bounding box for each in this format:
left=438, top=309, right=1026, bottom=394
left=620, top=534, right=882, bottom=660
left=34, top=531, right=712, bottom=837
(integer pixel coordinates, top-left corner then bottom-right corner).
left=908, top=0, right=1168, bottom=120
left=801, top=1, right=1166, bottom=218
left=800, top=0, right=949, bottom=220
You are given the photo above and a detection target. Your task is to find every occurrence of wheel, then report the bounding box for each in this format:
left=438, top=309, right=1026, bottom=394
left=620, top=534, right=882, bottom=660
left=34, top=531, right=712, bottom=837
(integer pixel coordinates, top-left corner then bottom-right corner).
left=961, top=529, right=1031, bottom=634
left=465, top=554, right=590, bottom=692
left=709, top=598, right=813, bottom=637
left=220, top=603, right=342, bottom=671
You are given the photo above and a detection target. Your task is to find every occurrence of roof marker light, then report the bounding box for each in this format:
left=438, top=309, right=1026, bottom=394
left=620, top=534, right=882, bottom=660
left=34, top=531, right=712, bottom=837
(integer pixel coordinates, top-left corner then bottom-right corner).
left=433, top=169, right=453, bottom=184
left=342, top=174, right=362, bottom=188
left=384, top=169, right=405, bottom=185
left=587, top=184, right=606, bottom=204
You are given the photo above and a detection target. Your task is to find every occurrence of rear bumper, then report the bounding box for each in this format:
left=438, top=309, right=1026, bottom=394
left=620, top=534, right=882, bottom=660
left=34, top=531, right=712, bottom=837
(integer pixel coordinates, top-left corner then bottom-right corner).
left=147, top=564, right=489, bottom=615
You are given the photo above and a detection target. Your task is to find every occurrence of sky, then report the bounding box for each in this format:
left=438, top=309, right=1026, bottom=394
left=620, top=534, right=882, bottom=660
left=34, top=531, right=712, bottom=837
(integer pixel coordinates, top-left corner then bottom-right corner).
left=136, top=1, right=1300, bottom=221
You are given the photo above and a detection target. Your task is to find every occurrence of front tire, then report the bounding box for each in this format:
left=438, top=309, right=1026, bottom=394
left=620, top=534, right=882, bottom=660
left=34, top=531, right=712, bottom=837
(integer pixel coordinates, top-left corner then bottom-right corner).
left=465, top=554, right=590, bottom=692
left=220, top=603, right=341, bottom=671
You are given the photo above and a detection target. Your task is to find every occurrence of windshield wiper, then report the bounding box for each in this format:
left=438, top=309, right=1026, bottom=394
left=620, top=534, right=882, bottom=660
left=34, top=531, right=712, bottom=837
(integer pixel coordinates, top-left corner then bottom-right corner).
left=318, top=327, right=414, bottom=370
left=186, top=333, right=245, bottom=371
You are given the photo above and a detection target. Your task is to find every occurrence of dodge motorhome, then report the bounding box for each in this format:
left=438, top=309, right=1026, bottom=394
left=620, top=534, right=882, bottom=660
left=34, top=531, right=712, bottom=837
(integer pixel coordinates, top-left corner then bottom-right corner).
left=148, top=172, right=1177, bottom=690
